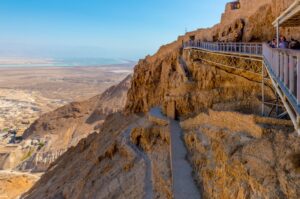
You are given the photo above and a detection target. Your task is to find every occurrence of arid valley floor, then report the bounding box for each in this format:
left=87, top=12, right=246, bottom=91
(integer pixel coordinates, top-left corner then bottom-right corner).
left=0, top=65, right=132, bottom=198
left=0, top=65, right=132, bottom=134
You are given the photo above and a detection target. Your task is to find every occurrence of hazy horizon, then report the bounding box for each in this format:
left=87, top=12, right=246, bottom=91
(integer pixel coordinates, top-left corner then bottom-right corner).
left=0, top=56, right=136, bottom=67
left=0, top=0, right=229, bottom=62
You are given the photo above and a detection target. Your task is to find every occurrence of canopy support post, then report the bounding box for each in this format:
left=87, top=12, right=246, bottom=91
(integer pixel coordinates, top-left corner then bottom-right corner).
left=276, top=21, right=280, bottom=48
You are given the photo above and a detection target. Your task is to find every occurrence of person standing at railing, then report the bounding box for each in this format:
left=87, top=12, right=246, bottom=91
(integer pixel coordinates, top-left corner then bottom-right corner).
left=289, top=38, right=300, bottom=50
left=279, top=36, right=289, bottom=49
left=269, top=38, right=277, bottom=48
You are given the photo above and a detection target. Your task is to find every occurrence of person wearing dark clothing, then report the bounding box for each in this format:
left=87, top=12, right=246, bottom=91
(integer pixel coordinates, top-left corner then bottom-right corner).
left=269, top=38, right=277, bottom=48
left=279, top=36, right=289, bottom=49
left=289, top=38, right=300, bottom=50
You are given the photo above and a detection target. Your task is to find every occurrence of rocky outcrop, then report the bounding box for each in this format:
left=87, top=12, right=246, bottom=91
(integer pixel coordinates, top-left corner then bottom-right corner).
left=181, top=110, right=298, bottom=199
left=125, top=0, right=300, bottom=118
left=126, top=47, right=272, bottom=119
left=22, top=112, right=174, bottom=199
left=0, top=171, right=39, bottom=199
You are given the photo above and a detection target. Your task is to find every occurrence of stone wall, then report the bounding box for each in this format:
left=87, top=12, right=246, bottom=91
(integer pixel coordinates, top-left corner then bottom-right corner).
left=221, top=0, right=273, bottom=27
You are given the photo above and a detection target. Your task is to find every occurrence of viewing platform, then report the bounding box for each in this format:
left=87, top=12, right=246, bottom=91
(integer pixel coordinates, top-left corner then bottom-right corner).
left=183, top=41, right=263, bottom=57
left=183, top=41, right=300, bottom=134
left=263, top=44, right=300, bottom=131
left=182, top=0, right=300, bottom=134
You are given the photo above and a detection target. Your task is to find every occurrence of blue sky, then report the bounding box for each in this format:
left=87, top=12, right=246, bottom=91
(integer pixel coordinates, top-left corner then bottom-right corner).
left=0, top=0, right=229, bottom=60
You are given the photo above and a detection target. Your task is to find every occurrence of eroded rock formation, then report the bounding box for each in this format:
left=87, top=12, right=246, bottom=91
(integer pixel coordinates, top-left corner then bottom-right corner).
left=181, top=111, right=298, bottom=199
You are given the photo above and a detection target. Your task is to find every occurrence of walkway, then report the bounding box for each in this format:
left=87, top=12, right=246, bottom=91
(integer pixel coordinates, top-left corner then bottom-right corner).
left=122, top=121, right=154, bottom=199
left=183, top=41, right=263, bottom=76
left=263, top=43, right=300, bottom=134
left=184, top=40, right=300, bottom=134
left=170, top=119, right=201, bottom=199
left=184, top=41, right=263, bottom=57
left=149, top=107, right=201, bottom=198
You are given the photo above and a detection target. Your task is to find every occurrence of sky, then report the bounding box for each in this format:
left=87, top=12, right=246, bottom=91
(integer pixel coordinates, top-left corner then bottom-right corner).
left=0, top=0, right=229, bottom=61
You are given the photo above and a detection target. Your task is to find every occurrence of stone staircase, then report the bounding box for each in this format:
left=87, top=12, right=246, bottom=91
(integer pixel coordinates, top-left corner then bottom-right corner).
left=179, top=56, right=193, bottom=82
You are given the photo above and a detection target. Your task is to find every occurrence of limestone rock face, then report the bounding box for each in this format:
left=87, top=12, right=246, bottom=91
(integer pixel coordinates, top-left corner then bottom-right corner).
left=126, top=0, right=295, bottom=116
left=22, top=113, right=146, bottom=199
left=181, top=111, right=299, bottom=199
left=126, top=48, right=271, bottom=119
left=214, top=19, right=245, bottom=42
left=125, top=1, right=300, bottom=118
left=0, top=171, right=39, bottom=199
left=22, top=112, right=173, bottom=199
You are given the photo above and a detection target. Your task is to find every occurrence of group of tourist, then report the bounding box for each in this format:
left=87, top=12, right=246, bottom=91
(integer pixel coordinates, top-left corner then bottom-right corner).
left=269, top=36, right=300, bottom=49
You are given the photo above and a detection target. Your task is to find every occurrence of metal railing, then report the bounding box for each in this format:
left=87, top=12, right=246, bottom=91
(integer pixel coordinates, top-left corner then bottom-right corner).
left=183, top=41, right=263, bottom=56
left=263, top=43, right=300, bottom=130
left=183, top=40, right=300, bottom=132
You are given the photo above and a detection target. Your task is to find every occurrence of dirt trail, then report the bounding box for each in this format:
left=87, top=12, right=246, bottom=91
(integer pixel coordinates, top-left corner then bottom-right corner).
left=122, top=119, right=154, bottom=199
left=170, top=120, right=201, bottom=199
left=150, top=107, right=201, bottom=198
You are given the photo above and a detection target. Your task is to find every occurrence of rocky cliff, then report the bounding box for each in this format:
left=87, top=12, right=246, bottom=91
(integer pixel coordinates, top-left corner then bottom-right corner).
left=22, top=112, right=173, bottom=199
left=181, top=111, right=298, bottom=198
left=125, top=0, right=299, bottom=116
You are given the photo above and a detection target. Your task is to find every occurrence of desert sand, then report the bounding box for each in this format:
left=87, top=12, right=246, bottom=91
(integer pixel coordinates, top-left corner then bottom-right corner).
left=0, top=65, right=132, bottom=134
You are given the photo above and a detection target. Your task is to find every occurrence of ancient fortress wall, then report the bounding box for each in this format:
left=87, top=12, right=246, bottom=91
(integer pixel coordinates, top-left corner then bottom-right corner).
left=183, top=0, right=300, bottom=42
left=221, top=0, right=272, bottom=26
left=220, top=0, right=297, bottom=27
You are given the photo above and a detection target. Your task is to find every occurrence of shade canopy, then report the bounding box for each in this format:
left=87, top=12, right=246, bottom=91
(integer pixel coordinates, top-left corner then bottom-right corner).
left=273, top=0, right=300, bottom=27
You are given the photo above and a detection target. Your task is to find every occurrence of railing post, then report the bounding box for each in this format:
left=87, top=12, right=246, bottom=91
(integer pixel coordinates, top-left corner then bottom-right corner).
left=289, top=54, right=295, bottom=95
left=295, top=54, right=300, bottom=105
left=284, top=52, right=289, bottom=86
left=274, top=50, right=279, bottom=76
left=280, top=52, right=284, bottom=81
left=255, top=44, right=258, bottom=55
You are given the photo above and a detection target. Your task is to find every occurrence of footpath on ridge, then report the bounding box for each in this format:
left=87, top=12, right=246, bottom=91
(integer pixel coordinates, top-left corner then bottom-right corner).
left=169, top=119, right=201, bottom=199
left=148, top=107, right=201, bottom=199
left=122, top=119, right=154, bottom=199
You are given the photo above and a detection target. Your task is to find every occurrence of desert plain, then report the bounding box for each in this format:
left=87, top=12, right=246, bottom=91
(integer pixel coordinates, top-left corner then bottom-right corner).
left=0, top=65, right=133, bottom=134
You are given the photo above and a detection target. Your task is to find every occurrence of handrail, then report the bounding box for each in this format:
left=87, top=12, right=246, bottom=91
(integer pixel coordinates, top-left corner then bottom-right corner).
left=263, top=43, right=300, bottom=131
left=183, top=40, right=300, bottom=133
left=263, top=43, right=300, bottom=107
left=183, top=41, right=263, bottom=56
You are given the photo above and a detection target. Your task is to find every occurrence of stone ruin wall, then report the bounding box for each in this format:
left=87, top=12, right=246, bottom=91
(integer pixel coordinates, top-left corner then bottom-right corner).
left=221, top=0, right=273, bottom=26
left=181, top=0, right=300, bottom=42
left=137, top=0, right=300, bottom=66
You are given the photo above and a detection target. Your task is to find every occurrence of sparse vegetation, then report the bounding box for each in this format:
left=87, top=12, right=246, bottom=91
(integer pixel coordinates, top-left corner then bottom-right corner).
left=21, top=149, right=34, bottom=161
left=37, top=142, right=45, bottom=150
